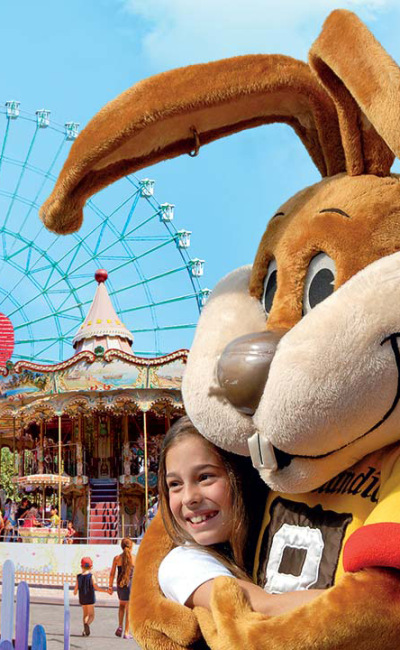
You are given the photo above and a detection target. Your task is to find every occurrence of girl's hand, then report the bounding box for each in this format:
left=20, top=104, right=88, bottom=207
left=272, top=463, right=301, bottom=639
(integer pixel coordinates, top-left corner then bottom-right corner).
left=108, top=587, right=113, bottom=595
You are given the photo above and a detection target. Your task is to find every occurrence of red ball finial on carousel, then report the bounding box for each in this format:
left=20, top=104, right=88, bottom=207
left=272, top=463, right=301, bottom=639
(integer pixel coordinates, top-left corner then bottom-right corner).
left=95, top=269, right=108, bottom=283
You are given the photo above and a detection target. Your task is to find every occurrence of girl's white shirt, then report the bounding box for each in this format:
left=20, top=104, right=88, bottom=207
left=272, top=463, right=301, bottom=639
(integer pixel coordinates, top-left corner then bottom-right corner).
left=158, top=545, right=234, bottom=605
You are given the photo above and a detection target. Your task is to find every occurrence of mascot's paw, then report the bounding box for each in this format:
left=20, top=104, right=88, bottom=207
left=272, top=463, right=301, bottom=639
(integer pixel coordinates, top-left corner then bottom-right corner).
left=195, top=577, right=267, bottom=650
left=133, top=603, right=200, bottom=650
left=195, top=569, right=400, bottom=650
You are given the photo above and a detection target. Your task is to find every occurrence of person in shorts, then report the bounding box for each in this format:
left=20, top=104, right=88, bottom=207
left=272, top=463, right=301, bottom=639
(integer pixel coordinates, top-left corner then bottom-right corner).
left=74, top=557, right=110, bottom=636
left=109, top=539, right=136, bottom=638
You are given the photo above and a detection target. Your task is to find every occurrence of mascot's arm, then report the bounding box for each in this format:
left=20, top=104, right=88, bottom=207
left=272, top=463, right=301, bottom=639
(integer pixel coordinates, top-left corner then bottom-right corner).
left=130, top=512, right=201, bottom=650
left=195, top=568, right=400, bottom=650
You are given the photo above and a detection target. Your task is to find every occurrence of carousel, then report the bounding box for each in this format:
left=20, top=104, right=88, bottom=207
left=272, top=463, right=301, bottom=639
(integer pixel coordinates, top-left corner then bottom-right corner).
left=0, top=269, right=186, bottom=544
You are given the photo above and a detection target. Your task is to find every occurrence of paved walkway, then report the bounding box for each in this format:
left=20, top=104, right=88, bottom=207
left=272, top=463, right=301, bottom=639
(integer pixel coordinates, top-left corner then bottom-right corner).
left=0, top=586, right=141, bottom=650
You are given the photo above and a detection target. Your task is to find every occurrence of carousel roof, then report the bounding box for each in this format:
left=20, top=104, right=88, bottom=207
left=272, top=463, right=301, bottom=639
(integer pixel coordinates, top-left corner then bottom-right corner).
left=72, top=269, right=134, bottom=353
left=14, top=474, right=71, bottom=487
left=0, top=268, right=188, bottom=430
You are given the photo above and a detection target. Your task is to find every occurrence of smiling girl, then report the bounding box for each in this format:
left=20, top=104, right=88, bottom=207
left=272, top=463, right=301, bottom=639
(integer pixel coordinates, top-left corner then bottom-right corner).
left=158, top=417, right=323, bottom=614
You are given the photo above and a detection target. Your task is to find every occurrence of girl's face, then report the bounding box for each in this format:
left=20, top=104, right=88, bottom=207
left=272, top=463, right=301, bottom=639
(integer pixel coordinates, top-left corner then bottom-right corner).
left=165, top=435, right=233, bottom=546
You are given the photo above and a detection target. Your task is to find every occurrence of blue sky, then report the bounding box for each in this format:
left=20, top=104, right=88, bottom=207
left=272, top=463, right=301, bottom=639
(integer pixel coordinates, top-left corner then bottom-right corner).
left=0, top=0, right=399, bottom=359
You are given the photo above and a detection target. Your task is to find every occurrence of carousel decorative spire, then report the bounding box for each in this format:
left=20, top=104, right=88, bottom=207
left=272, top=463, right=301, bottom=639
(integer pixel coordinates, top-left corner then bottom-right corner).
left=72, top=269, right=134, bottom=354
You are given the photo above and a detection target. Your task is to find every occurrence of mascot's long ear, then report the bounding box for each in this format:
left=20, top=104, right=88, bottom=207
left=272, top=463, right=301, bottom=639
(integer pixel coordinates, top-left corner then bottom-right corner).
left=309, top=9, right=398, bottom=176
left=40, top=55, right=345, bottom=234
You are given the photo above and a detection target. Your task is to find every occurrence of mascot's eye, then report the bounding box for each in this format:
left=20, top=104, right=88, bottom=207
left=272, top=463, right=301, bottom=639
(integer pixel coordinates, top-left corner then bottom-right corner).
left=303, top=252, right=336, bottom=315
left=262, top=259, right=277, bottom=316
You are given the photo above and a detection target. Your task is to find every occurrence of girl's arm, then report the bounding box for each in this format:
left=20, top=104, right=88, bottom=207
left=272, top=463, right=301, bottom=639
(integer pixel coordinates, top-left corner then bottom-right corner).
left=73, top=579, right=78, bottom=596
left=186, top=578, right=323, bottom=615
left=108, top=557, right=118, bottom=593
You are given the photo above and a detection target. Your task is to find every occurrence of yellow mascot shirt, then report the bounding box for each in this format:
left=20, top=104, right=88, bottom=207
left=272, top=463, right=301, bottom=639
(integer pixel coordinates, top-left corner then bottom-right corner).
left=253, top=442, right=400, bottom=593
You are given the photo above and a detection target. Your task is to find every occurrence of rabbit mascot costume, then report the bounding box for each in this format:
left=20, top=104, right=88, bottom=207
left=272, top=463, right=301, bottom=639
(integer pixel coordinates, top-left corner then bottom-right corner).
left=40, top=9, right=400, bottom=650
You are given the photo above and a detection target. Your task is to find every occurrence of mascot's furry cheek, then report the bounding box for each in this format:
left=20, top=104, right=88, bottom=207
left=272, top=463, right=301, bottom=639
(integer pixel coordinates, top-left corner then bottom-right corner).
left=183, top=265, right=266, bottom=455
left=255, top=251, right=400, bottom=493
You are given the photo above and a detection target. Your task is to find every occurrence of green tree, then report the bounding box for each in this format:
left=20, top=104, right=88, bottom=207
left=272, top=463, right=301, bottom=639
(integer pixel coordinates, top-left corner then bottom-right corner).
left=0, top=447, right=18, bottom=499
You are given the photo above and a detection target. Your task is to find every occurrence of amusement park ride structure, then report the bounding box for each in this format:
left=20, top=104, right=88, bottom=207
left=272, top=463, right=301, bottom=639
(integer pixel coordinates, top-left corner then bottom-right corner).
left=0, top=268, right=187, bottom=543
left=0, top=102, right=209, bottom=547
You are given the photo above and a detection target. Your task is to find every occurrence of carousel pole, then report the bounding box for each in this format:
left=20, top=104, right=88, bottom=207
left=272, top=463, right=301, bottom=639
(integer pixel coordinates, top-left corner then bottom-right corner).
left=12, top=416, right=16, bottom=473
left=57, top=412, right=62, bottom=543
left=143, top=410, right=149, bottom=529
left=39, top=421, right=44, bottom=473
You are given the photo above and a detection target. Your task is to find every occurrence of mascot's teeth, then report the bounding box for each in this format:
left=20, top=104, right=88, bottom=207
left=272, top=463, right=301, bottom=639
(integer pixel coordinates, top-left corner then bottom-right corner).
left=248, top=432, right=277, bottom=471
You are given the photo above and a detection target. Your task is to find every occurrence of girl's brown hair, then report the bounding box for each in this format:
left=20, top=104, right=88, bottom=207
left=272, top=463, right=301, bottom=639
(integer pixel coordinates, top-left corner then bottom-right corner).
left=158, top=416, right=265, bottom=579
left=118, top=537, right=134, bottom=587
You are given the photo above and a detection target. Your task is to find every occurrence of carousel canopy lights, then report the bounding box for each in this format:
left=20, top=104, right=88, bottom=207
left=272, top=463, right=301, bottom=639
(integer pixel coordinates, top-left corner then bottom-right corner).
left=14, top=474, right=71, bottom=487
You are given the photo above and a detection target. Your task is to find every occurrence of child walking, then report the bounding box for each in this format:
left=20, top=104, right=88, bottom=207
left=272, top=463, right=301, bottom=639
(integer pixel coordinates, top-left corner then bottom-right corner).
left=74, top=557, right=110, bottom=636
left=109, top=538, right=136, bottom=639
left=157, top=417, right=324, bottom=614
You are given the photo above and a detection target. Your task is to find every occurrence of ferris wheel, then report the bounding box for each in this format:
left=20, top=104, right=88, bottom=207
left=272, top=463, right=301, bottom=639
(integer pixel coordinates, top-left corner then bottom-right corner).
left=0, top=101, right=210, bottom=365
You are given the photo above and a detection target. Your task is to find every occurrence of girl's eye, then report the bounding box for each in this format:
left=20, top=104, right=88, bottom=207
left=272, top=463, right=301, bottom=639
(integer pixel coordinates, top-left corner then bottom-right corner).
left=167, top=481, right=181, bottom=490
left=199, top=473, right=214, bottom=482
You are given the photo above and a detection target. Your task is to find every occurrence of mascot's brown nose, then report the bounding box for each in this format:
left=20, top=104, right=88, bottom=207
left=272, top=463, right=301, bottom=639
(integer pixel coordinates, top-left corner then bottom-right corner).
left=217, top=330, right=285, bottom=415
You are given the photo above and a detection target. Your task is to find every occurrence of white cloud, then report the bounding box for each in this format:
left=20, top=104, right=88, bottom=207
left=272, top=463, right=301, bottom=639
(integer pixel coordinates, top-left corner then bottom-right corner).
left=121, top=0, right=399, bottom=70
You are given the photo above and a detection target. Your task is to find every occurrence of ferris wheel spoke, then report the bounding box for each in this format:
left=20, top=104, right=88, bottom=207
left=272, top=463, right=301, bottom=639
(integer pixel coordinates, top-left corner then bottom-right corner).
left=93, top=219, right=113, bottom=256
left=42, top=265, right=57, bottom=291
left=120, top=191, right=140, bottom=236
left=133, top=323, right=197, bottom=333
left=13, top=305, right=82, bottom=329
left=3, top=127, right=39, bottom=231
left=120, top=292, right=201, bottom=314
left=4, top=235, right=84, bottom=320
left=123, top=211, right=159, bottom=238
left=0, top=213, right=80, bottom=317
left=6, top=243, right=30, bottom=262
left=0, top=118, right=11, bottom=178
left=27, top=338, right=68, bottom=359
left=16, top=336, right=71, bottom=344
left=109, top=265, right=188, bottom=297
left=94, top=191, right=138, bottom=252
left=33, top=192, right=161, bottom=295
left=40, top=228, right=165, bottom=296
left=17, top=139, right=67, bottom=239
left=0, top=286, right=35, bottom=349
left=2, top=155, right=58, bottom=180
left=12, top=353, right=56, bottom=364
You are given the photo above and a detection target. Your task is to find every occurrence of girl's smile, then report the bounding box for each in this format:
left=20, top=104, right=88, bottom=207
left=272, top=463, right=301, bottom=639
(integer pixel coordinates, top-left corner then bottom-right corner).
left=166, top=436, right=233, bottom=546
